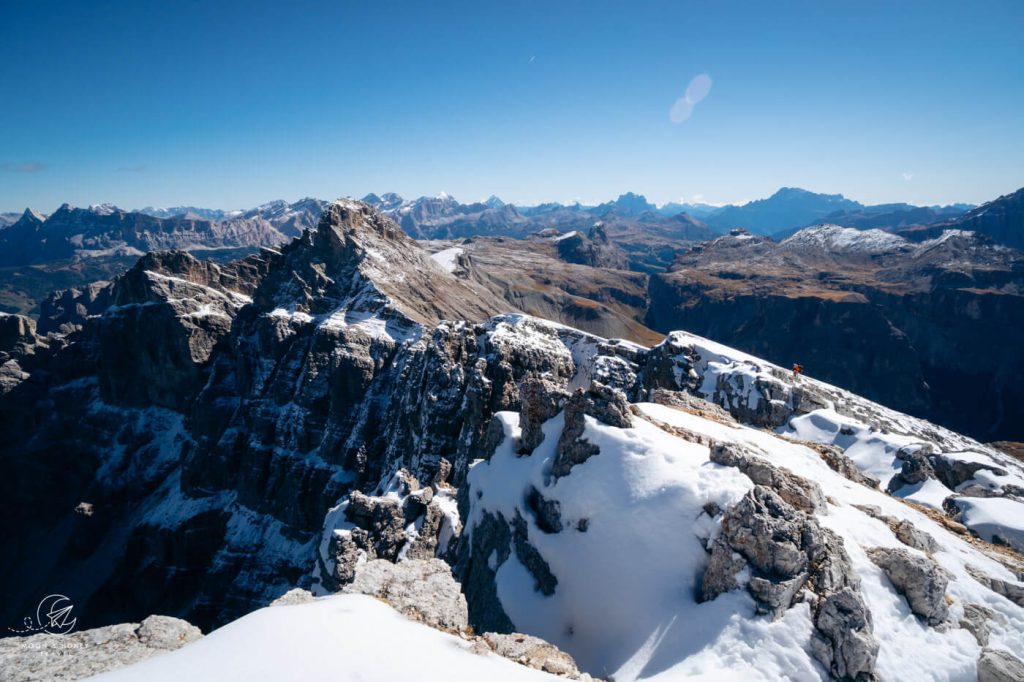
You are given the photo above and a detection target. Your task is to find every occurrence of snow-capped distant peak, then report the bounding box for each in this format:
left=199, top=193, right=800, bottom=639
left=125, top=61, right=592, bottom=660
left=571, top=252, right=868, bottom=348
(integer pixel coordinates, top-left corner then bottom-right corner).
left=782, top=223, right=907, bottom=253
left=88, top=203, right=122, bottom=215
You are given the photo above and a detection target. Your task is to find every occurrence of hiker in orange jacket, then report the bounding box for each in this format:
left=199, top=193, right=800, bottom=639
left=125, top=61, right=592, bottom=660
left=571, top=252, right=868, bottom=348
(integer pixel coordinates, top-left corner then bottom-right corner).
left=792, top=363, right=804, bottom=377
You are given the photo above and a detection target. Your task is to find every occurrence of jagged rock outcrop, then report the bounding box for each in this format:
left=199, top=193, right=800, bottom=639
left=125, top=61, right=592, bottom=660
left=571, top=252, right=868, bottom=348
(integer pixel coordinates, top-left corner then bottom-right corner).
left=0, top=615, right=201, bottom=682
left=701, top=444, right=879, bottom=680
left=867, top=547, right=950, bottom=625
left=891, top=519, right=940, bottom=554
left=808, top=442, right=880, bottom=489
left=518, top=375, right=568, bottom=454
left=978, top=647, right=1024, bottom=682
left=551, top=382, right=631, bottom=478
left=554, top=224, right=629, bottom=270
left=966, top=565, right=1024, bottom=607
left=809, top=587, right=880, bottom=682
left=474, top=632, right=591, bottom=679
left=709, top=442, right=827, bottom=513
left=343, top=559, right=469, bottom=633
left=700, top=485, right=858, bottom=617
left=0, top=312, right=42, bottom=394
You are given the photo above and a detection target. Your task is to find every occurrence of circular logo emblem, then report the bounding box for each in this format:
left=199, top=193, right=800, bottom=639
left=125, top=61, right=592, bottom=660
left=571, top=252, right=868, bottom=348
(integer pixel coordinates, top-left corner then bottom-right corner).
left=36, top=594, right=77, bottom=635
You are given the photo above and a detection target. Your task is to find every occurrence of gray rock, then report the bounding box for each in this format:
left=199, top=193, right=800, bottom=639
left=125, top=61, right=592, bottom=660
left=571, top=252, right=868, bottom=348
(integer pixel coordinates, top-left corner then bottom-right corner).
left=527, top=486, right=563, bottom=534
left=476, top=632, right=589, bottom=679
left=966, top=564, right=1024, bottom=607
left=867, top=547, right=949, bottom=625
left=959, top=602, right=992, bottom=645
left=518, top=375, right=567, bottom=454
left=344, top=558, right=469, bottom=632
left=456, top=510, right=516, bottom=634
left=0, top=615, right=201, bottom=681
left=892, top=519, right=940, bottom=554
left=404, top=501, right=445, bottom=560
left=345, top=491, right=407, bottom=561
left=700, top=537, right=748, bottom=602
left=701, top=486, right=858, bottom=618
left=811, top=443, right=879, bottom=489
left=710, top=442, right=827, bottom=513
left=552, top=389, right=601, bottom=478
left=582, top=380, right=632, bottom=428
left=810, top=587, right=879, bottom=682
left=978, top=648, right=1024, bottom=682
left=431, top=458, right=453, bottom=489
left=270, top=588, right=317, bottom=607
left=512, top=512, right=558, bottom=596
left=887, top=445, right=936, bottom=493
left=929, top=454, right=1008, bottom=491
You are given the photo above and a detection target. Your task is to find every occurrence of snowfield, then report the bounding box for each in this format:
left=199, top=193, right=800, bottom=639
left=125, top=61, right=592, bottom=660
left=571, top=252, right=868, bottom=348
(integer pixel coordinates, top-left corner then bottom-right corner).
left=464, top=398, right=1024, bottom=681
left=88, top=595, right=558, bottom=682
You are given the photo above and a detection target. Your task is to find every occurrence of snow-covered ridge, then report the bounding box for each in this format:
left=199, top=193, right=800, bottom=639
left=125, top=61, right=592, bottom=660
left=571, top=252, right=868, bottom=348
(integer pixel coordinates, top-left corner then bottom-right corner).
left=459, top=318, right=1024, bottom=681
left=782, top=224, right=907, bottom=253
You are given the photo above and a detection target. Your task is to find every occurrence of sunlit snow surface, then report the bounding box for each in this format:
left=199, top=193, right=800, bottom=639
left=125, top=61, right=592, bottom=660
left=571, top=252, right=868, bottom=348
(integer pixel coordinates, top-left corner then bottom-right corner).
left=467, top=401, right=1024, bottom=681
left=89, top=595, right=557, bottom=682
left=430, top=246, right=464, bottom=272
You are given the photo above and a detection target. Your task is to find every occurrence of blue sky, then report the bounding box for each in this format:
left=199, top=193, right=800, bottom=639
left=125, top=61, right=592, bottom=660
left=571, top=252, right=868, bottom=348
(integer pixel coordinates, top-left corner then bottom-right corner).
left=1, top=0, right=1022, bottom=212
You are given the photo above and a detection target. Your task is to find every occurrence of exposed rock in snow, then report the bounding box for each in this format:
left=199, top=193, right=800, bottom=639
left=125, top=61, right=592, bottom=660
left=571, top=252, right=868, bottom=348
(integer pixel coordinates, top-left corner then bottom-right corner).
left=709, top=442, right=827, bottom=513
left=0, top=615, right=201, bottom=681
left=867, top=547, right=950, bottom=626
left=978, top=647, right=1024, bottom=682
left=809, top=587, right=879, bottom=682
left=344, top=558, right=469, bottom=632
left=475, top=632, right=591, bottom=679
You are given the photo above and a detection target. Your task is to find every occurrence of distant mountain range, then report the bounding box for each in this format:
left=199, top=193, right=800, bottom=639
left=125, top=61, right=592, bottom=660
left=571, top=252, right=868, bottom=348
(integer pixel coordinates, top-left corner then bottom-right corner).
left=0, top=199, right=329, bottom=267
left=2, top=186, right=1020, bottom=316
left=3, top=187, right=987, bottom=246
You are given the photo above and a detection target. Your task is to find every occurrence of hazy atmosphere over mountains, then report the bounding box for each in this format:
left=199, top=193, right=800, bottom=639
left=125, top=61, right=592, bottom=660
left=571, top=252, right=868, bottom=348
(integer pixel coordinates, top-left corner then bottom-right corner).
left=2, top=1, right=1024, bottom=681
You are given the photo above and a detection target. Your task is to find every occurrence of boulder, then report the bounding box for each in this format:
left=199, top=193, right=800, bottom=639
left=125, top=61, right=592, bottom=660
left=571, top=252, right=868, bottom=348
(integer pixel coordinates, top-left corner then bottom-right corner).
left=810, top=587, right=880, bottom=682
left=959, top=602, right=992, bottom=646
left=978, top=648, right=1024, bottom=682
left=867, top=547, right=949, bottom=625
left=270, top=588, right=317, bottom=607
left=710, top=442, right=827, bottom=513
left=476, top=632, right=591, bottom=679
left=892, top=519, right=940, bottom=554
left=344, top=558, right=469, bottom=633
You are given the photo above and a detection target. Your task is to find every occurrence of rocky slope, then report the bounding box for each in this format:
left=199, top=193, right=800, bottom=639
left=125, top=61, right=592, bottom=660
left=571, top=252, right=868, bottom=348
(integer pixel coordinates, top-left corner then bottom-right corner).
left=903, top=187, right=1024, bottom=251
left=647, top=225, right=1024, bottom=441
left=2, top=201, right=1024, bottom=680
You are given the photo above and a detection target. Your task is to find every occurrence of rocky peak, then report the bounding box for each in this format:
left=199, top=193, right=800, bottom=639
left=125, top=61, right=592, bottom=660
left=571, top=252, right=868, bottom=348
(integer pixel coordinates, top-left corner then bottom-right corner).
left=254, top=199, right=513, bottom=326
left=17, top=207, right=45, bottom=226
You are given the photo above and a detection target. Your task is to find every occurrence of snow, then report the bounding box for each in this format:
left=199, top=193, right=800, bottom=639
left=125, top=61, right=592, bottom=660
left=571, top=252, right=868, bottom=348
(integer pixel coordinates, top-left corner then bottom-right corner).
left=430, top=246, right=464, bottom=273
left=88, top=594, right=558, bottom=682
left=553, top=230, right=581, bottom=242
left=781, top=224, right=908, bottom=253
left=954, top=498, right=1024, bottom=551
left=462, top=389, right=1024, bottom=680
left=468, top=410, right=818, bottom=681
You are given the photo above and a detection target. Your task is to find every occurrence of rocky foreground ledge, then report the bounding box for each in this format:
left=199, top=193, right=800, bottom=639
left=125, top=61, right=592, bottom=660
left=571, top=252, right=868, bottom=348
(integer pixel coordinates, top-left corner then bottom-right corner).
left=0, top=559, right=590, bottom=681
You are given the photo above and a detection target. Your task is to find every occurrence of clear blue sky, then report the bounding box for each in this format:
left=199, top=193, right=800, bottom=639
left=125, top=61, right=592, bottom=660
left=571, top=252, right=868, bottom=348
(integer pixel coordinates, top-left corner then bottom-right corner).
left=1, top=0, right=1022, bottom=212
